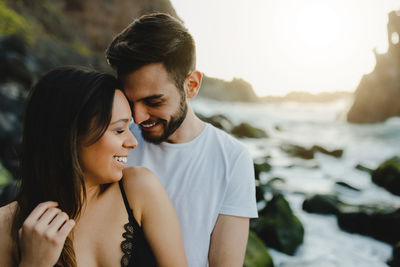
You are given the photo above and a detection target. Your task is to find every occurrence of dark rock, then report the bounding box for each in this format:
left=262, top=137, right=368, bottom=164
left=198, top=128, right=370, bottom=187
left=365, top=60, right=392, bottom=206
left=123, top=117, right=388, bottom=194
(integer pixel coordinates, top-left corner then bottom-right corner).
left=312, top=145, right=343, bottom=158
left=265, top=177, right=286, bottom=194
left=280, top=144, right=315, bottom=159
left=256, top=178, right=286, bottom=202
left=265, top=177, right=285, bottom=187
left=347, top=11, right=400, bottom=123
left=302, top=194, right=340, bottom=215
left=232, top=122, right=268, bottom=139
left=355, top=164, right=373, bottom=173
left=0, top=140, right=21, bottom=178
left=0, top=179, right=18, bottom=207
left=196, top=113, right=234, bottom=133
left=244, top=231, right=275, bottom=267
left=335, top=181, right=361, bottom=192
left=281, top=144, right=343, bottom=159
left=371, top=156, right=400, bottom=196
left=7, top=0, right=180, bottom=52
left=255, top=185, right=267, bottom=202
left=0, top=35, right=33, bottom=88
left=303, top=191, right=400, bottom=246
left=337, top=207, right=400, bottom=244
left=254, top=162, right=272, bottom=180
left=388, top=242, right=400, bottom=267
left=0, top=84, right=25, bottom=141
left=251, top=193, right=304, bottom=255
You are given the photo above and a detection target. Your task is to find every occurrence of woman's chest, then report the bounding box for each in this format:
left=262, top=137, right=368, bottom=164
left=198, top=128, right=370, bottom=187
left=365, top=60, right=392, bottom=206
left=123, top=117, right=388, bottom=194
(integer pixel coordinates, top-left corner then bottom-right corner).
left=73, top=196, right=130, bottom=266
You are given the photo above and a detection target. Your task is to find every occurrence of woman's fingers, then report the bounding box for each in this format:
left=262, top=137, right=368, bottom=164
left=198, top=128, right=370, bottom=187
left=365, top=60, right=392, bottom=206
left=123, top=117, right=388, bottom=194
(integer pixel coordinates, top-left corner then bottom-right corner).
left=24, top=201, right=58, bottom=226
left=58, top=219, right=75, bottom=240
left=18, top=202, right=75, bottom=267
left=47, top=212, right=70, bottom=235
left=36, top=207, right=62, bottom=225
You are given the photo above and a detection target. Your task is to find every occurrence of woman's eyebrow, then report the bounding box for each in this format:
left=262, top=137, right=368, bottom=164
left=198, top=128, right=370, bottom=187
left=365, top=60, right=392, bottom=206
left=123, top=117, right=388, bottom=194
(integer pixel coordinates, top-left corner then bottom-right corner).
left=110, top=118, right=131, bottom=125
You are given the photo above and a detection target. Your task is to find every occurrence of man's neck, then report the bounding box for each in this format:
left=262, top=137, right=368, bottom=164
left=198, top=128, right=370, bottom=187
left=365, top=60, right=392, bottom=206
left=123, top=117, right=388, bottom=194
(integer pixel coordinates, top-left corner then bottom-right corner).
left=166, top=105, right=205, bottom=144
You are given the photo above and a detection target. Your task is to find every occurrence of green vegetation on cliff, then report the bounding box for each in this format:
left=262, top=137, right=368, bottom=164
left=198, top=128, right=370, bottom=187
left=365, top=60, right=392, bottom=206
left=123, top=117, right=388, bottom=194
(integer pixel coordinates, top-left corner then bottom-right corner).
left=0, top=0, right=41, bottom=42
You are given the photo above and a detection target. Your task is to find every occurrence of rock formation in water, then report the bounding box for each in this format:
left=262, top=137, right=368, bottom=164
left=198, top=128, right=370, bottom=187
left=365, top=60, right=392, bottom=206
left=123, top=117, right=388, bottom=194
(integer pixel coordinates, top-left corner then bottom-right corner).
left=347, top=10, right=400, bottom=123
left=199, top=75, right=259, bottom=102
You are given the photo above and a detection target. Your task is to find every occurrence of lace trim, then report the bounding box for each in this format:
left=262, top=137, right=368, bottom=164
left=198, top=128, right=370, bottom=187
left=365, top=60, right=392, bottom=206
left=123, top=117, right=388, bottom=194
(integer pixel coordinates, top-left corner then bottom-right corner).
left=121, top=222, right=135, bottom=267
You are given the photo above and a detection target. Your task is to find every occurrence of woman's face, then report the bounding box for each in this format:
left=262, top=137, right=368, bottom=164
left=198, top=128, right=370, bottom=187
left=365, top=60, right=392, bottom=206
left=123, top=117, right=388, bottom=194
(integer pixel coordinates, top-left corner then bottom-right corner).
left=80, top=90, right=137, bottom=186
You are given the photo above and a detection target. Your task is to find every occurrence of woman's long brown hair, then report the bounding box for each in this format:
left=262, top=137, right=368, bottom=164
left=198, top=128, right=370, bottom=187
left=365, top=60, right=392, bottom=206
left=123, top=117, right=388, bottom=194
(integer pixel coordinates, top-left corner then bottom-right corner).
left=11, top=66, right=121, bottom=266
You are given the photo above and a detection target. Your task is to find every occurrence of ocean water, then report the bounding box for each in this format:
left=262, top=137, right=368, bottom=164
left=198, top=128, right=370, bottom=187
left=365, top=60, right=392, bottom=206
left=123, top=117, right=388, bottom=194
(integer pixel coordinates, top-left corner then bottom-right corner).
left=192, top=97, right=400, bottom=267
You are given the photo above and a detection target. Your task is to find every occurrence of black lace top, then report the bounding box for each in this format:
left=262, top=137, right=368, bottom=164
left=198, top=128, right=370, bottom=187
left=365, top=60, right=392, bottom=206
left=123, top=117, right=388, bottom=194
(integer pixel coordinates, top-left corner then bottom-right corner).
left=119, top=180, right=157, bottom=267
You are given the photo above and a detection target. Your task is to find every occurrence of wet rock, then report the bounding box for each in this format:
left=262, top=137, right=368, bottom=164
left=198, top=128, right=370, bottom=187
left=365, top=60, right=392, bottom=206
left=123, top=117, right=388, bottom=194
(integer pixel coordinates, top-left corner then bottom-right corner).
left=0, top=35, right=33, bottom=88
left=335, top=181, right=361, bottom=192
left=244, top=231, right=275, bottom=267
left=251, top=193, right=304, bottom=255
left=302, top=194, right=340, bottom=215
left=355, top=163, right=373, bottom=173
left=265, top=177, right=286, bottom=187
left=8, top=0, right=179, bottom=53
left=0, top=36, right=30, bottom=180
left=254, top=162, right=272, bottom=180
left=371, top=156, right=400, bottom=196
left=255, top=184, right=267, bottom=202
left=196, top=113, right=234, bottom=133
left=0, top=179, right=18, bottom=206
left=256, top=178, right=286, bottom=202
left=388, top=242, right=400, bottom=267
left=280, top=144, right=314, bottom=159
left=312, top=145, right=343, bottom=158
left=281, top=144, right=343, bottom=159
left=337, top=206, right=400, bottom=244
left=303, top=192, right=400, bottom=246
left=232, top=122, right=268, bottom=139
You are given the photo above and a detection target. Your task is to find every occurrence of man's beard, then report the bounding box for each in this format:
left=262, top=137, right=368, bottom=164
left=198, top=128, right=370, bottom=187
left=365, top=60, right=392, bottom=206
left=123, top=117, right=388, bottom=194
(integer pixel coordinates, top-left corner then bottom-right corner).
left=140, top=93, right=188, bottom=144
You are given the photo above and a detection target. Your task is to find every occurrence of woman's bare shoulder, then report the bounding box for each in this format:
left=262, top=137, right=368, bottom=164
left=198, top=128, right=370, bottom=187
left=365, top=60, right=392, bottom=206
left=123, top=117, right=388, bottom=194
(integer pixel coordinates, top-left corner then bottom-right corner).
left=0, top=202, right=17, bottom=266
left=122, top=166, right=163, bottom=193
left=0, top=201, right=17, bottom=230
left=121, top=167, right=166, bottom=223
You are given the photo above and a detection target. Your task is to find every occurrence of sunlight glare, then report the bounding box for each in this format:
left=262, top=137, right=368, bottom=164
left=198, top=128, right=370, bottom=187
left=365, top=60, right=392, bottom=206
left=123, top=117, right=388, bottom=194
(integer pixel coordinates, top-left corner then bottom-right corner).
left=392, top=32, right=399, bottom=45
left=295, top=1, right=343, bottom=48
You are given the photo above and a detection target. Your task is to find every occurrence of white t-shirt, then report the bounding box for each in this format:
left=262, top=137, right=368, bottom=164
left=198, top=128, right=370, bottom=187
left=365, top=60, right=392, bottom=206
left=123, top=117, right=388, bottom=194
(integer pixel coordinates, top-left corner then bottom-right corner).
left=128, top=123, right=258, bottom=267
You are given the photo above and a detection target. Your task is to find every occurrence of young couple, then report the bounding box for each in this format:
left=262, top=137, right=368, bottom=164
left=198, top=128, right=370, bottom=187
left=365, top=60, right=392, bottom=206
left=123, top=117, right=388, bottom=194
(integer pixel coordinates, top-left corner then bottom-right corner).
left=0, top=13, right=257, bottom=267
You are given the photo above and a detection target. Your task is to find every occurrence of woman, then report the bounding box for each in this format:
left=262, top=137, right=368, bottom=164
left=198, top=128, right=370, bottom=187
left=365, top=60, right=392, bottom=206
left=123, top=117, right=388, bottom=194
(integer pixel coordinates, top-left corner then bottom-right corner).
left=0, top=66, right=187, bottom=267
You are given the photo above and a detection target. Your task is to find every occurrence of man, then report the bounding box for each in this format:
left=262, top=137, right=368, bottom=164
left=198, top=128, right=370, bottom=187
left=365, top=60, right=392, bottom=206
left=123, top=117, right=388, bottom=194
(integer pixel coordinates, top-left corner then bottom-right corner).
left=106, top=13, right=257, bottom=267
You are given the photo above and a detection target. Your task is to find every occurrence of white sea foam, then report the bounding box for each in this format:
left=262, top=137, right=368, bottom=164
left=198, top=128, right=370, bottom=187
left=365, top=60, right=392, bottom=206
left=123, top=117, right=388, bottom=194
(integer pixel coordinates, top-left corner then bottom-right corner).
left=192, top=97, right=400, bottom=266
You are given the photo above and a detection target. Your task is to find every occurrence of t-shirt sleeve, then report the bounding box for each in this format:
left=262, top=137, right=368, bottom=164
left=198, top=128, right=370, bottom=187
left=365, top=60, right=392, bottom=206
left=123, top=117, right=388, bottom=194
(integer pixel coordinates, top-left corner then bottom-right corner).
left=219, top=147, right=258, bottom=218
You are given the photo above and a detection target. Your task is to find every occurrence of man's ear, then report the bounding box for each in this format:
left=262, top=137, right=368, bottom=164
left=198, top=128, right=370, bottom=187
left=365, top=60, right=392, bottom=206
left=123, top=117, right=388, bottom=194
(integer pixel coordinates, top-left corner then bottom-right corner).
left=184, top=71, right=202, bottom=99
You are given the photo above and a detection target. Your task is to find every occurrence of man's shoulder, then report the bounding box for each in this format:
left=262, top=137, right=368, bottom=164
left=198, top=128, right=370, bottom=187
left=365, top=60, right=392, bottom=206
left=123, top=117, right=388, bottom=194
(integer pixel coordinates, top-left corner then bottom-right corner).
left=205, top=123, right=249, bottom=154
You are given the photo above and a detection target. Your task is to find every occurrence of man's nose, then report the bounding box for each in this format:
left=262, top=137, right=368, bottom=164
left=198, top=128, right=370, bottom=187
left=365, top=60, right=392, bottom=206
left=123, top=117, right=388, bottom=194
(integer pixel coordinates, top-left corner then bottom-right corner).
left=133, top=103, right=150, bottom=124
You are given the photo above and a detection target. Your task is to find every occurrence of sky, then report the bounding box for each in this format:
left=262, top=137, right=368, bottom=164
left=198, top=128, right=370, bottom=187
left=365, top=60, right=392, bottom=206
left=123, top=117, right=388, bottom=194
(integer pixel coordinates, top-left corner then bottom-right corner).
left=169, top=0, right=400, bottom=96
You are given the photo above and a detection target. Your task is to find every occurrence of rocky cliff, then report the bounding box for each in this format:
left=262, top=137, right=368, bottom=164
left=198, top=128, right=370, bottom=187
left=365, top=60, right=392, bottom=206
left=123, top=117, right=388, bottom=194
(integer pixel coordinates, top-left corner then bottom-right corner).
left=347, top=10, right=400, bottom=123
left=199, top=75, right=259, bottom=102
left=7, top=0, right=179, bottom=53
left=0, top=0, right=179, bottom=195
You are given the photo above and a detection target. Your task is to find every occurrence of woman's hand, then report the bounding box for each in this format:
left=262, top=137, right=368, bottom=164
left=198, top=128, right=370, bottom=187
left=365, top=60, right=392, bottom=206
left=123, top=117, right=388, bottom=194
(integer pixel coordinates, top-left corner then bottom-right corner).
left=18, top=201, right=75, bottom=267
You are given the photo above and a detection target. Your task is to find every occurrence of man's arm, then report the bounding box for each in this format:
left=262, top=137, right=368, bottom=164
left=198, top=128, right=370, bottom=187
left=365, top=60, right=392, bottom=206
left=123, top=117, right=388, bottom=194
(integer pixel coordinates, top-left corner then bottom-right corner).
left=208, top=214, right=249, bottom=267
